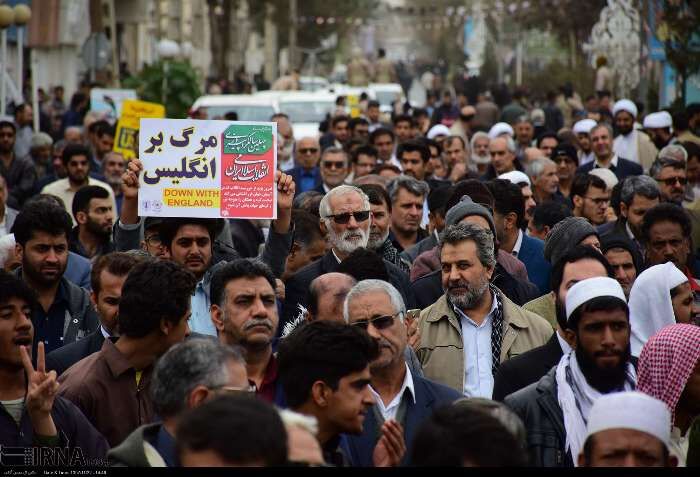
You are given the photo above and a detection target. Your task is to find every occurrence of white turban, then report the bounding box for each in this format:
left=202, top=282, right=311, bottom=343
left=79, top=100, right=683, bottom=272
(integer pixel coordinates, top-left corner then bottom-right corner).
left=588, top=168, right=618, bottom=191
left=498, top=170, right=531, bottom=186
left=488, top=122, right=514, bottom=140
left=573, top=119, right=597, bottom=135
left=426, top=124, right=451, bottom=140
left=643, top=111, right=672, bottom=129
left=566, top=276, right=626, bottom=321
left=585, top=391, right=671, bottom=448
left=613, top=99, right=638, bottom=118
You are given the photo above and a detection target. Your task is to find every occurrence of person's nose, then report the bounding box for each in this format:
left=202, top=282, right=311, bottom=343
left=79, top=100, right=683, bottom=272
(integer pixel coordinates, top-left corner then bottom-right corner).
left=366, top=324, right=382, bottom=339
left=45, top=248, right=59, bottom=264
left=448, top=266, right=461, bottom=283
left=251, top=297, right=268, bottom=317
left=362, top=386, right=376, bottom=406
left=346, top=214, right=359, bottom=229
left=601, top=324, right=616, bottom=347
left=663, top=243, right=675, bottom=257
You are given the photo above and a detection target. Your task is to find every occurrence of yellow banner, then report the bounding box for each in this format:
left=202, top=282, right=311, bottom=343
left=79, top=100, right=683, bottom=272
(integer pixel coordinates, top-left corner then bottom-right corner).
left=114, top=99, right=166, bottom=160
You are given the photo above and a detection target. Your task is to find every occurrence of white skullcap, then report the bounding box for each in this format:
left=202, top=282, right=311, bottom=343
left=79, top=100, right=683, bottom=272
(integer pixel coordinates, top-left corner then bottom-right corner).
left=573, top=119, right=597, bottom=135
left=643, top=111, right=672, bottom=129
left=565, top=276, right=626, bottom=321
left=498, top=170, right=531, bottom=186
left=613, top=99, right=638, bottom=118
left=585, top=391, right=671, bottom=447
left=427, top=124, right=451, bottom=140
left=488, top=122, right=514, bottom=139
left=588, top=168, right=618, bottom=190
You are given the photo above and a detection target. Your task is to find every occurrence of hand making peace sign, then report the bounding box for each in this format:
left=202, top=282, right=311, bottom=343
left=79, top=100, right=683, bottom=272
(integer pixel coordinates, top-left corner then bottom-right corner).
left=20, top=342, right=59, bottom=436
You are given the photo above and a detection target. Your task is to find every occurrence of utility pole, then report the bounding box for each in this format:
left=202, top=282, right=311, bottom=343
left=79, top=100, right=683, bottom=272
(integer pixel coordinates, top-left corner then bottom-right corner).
left=289, top=0, right=297, bottom=70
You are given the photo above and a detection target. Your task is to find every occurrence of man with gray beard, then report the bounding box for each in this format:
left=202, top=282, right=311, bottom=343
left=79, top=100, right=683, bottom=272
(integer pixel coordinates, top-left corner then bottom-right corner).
left=416, top=222, right=553, bottom=397
left=280, top=185, right=415, bottom=334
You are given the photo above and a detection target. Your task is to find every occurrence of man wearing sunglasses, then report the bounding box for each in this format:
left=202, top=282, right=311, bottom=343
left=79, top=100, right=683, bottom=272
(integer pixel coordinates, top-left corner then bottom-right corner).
left=108, top=339, right=252, bottom=467
left=650, top=156, right=687, bottom=205
left=343, top=280, right=461, bottom=466
left=315, top=147, right=350, bottom=194
left=281, top=185, right=415, bottom=336
left=288, top=137, right=322, bottom=196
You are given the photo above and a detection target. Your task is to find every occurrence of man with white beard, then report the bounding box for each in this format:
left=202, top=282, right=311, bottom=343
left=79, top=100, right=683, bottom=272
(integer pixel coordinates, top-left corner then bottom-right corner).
left=280, top=185, right=416, bottom=333
left=470, top=131, right=491, bottom=176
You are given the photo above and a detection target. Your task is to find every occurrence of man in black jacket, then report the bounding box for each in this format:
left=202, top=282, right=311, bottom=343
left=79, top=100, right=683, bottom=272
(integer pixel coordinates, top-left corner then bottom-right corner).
left=493, top=246, right=613, bottom=401
left=46, top=252, right=143, bottom=376
left=281, top=185, right=415, bottom=333
left=505, top=276, right=637, bottom=467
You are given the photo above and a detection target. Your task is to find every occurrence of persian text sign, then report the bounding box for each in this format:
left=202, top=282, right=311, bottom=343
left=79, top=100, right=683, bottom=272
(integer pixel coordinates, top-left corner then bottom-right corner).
left=138, top=119, right=277, bottom=219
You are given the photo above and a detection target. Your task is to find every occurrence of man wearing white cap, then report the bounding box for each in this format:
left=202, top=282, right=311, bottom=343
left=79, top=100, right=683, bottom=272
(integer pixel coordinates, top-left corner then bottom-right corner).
left=643, top=111, right=675, bottom=150
left=573, top=118, right=597, bottom=165
left=505, top=276, right=637, bottom=467
left=487, top=122, right=515, bottom=140
left=612, top=99, right=658, bottom=171
left=578, top=391, right=677, bottom=467
left=498, top=170, right=537, bottom=223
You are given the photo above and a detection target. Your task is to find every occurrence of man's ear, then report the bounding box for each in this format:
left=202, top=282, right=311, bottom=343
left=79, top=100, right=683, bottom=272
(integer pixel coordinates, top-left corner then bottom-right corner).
left=288, top=242, right=300, bottom=259
left=319, top=219, right=327, bottom=236
left=563, top=328, right=577, bottom=348
left=14, top=243, right=23, bottom=262
left=619, top=201, right=628, bottom=220
left=187, top=385, right=212, bottom=409
left=311, top=381, right=330, bottom=408
left=505, top=212, right=517, bottom=231
left=75, top=210, right=87, bottom=226
left=210, top=304, right=225, bottom=332
left=572, top=195, right=583, bottom=211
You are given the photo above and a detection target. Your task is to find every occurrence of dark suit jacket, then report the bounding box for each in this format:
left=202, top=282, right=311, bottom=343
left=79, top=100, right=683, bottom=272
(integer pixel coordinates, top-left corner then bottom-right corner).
left=518, top=234, right=551, bottom=294
left=313, top=182, right=328, bottom=195
left=45, top=329, right=105, bottom=377
left=411, top=265, right=540, bottom=310
left=280, top=251, right=415, bottom=334
left=492, top=333, right=563, bottom=402
left=576, top=157, right=643, bottom=181
left=342, top=373, right=461, bottom=466
left=288, top=166, right=322, bottom=196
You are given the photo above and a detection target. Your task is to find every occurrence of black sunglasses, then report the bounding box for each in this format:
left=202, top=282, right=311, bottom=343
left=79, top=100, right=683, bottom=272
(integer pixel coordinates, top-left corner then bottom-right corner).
left=657, top=176, right=688, bottom=186
left=351, top=312, right=401, bottom=330
left=299, top=148, right=319, bottom=154
left=324, top=210, right=370, bottom=224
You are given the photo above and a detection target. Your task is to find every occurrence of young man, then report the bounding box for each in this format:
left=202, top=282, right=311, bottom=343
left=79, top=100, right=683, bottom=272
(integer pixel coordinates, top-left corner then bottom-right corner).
left=351, top=145, right=379, bottom=181
left=210, top=259, right=284, bottom=405
left=601, top=235, right=640, bottom=298
left=58, top=260, right=196, bottom=447
left=370, top=128, right=398, bottom=167
left=397, top=140, right=430, bottom=181
left=0, top=120, right=36, bottom=208
left=506, top=276, right=637, bottom=467
left=527, top=201, right=572, bottom=241
left=69, top=185, right=115, bottom=260
left=0, top=271, right=109, bottom=458
left=278, top=320, right=404, bottom=467
left=12, top=202, right=98, bottom=355
left=571, top=173, right=610, bottom=226
left=46, top=252, right=143, bottom=376
left=41, top=143, right=116, bottom=226
left=343, top=280, right=461, bottom=466
left=417, top=222, right=553, bottom=396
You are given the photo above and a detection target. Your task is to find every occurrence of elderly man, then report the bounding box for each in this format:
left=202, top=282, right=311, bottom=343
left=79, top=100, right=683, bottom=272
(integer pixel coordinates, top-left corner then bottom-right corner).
left=305, top=272, right=357, bottom=324
left=485, top=136, right=520, bottom=179
left=343, top=280, right=461, bottom=466
left=288, top=137, right=322, bottom=195
left=108, top=340, right=252, bottom=467
left=470, top=131, right=491, bottom=175
left=577, top=123, right=643, bottom=180
left=281, top=185, right=414, bottom=332
left=650, top=155, right=687, bottom=205
left=526, top=157, right=564, bottom=205
left=416, top=222, right=552, bottom=397
left=612, top=99, right=658, bottom=171
left=598, top=175, right=660, bottom=255
left=506, top=276, right=637, bottom=467
left=513, top=116, right=535, bottom=159
left=578, top=392, right=677, bottom=467
left=315, top=147, right=350, bottom=194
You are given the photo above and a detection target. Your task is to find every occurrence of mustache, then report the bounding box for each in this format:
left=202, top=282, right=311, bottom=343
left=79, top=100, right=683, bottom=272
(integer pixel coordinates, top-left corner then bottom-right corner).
left=243, top=318, right=273, bottom=332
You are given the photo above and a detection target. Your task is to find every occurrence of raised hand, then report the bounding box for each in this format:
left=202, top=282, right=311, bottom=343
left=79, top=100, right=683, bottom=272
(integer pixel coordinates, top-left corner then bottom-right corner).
left=121, top=159, right=143, bottom=200
left=275, top=170, right=296, bottom=212
left=372, top=419, right=406, bottom=467
left=20, top=342, right=58, bottom=437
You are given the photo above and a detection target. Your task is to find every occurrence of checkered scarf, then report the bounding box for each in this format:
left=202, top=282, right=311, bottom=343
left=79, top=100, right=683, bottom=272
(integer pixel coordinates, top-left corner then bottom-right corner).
left=637, top=324, right=700, bottom=422
left=378, top=238, right=410, bottom=274
left=490, top=285, right=504, bottom=375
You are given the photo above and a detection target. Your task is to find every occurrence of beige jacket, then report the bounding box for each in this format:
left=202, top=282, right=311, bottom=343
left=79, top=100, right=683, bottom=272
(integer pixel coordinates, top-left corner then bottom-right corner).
left=523, top=292, right=557, bottom=329
left=416, top=289, right=554, bottom=393
left=637, top=130, right=659, bottom=173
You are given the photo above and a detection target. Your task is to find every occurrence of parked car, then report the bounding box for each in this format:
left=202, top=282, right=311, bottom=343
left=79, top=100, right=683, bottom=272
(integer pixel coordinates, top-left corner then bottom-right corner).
left=189, top=94, right=279, bottom=121
left=368, top=83, right=406, bottom=114
left=277, top=91, right=336, bottom=139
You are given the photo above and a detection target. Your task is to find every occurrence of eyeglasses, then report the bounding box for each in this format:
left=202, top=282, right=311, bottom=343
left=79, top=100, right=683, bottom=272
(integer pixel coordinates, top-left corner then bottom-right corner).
left=144, top=235, right=162, bottom=247
left=656, top=176, right=688, bottom=186
left=298, top=148, right=319, bottom=154
left=324, top=210, right=370, bottom=224
left=584, top=196, right=610, bottom=206
left=322, top=160, right=346, bottom=170
left=351, top=312, right=402, bottom=330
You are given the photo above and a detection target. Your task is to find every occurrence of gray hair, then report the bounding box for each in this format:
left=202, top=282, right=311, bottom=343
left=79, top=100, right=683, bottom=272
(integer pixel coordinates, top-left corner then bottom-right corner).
left=150, top=339, right=246, bottom=419
left=318, top=185, right=370, bottom=221
left=470, top=131, right=490, bottom=150
left=619, top=175, right=660, bottom=205
left=387, top=175, right=430, bottom=204
left=453, top=397, right=527, bottom=447
left=439, top=222, right=496, bottom=269
left=525, top=157, right=556, bottom=180
left=492, top=135, right=517, bottom=154
left=649, top=157, right=685, bottom=179
left=591, top=122, right=613, bottom=138
left=343, top=279, right=406, bottom=324
left=321, top=146, right=348, bottom=165
left=658, top=144, right=688, bottom=163
left=278, top=409, right=319, bottom=436
left=30, top=132, right=53, bottom=149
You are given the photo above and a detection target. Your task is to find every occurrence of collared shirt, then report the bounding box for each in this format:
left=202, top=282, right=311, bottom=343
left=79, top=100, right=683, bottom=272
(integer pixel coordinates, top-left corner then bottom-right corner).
left=331, top=248, right=343, bottom=264
left=453, top=292, right=498, bottom=398
left=594, top=154, right=619, bottom=170
left=368, top=364, right=416, bottom=421
left=512, top=229, right=524, bottom=257
left=323, top=183, right=332, bottom=194
left=189, top=280, right=216, bottom=336
left=300, top=168, right=318, bottom=193
left=255, top=353, right=279, bottom=404
left=100, top=325, right=112, bottom=339
left=31, top=280, right=71, bottom=354
left=556, top=330, right=573, bottom=355
left=41, top=177, right=118, bottom=227
left=57, top=338, right=155, bottom=447
left=579, top=150, right=595, bottom=166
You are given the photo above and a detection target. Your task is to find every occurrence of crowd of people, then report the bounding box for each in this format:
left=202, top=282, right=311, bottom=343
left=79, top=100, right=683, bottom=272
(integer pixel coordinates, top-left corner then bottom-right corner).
left=1, top=78, right=700, bottom=468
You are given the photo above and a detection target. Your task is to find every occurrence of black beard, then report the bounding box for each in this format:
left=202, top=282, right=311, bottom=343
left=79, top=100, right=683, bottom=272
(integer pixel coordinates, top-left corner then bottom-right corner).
left=86, top=219, right=111, bottom=239
left=652, top=137, right=669, bottom=150
left=575, top=339, right=631, bottom=393
left=615, top=125, right=633, bottom=136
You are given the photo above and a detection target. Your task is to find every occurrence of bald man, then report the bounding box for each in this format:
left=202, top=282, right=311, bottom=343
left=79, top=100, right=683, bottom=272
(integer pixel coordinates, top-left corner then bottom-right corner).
left=306, top=273, right=357, bottom=322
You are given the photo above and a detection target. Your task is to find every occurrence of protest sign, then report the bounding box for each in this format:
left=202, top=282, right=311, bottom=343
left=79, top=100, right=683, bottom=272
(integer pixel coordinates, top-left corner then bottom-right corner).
left=138, top=118, right=278, bottom=220
left=113, top=100, right=166, bottom=160
left=90, top=88, right=137, bottom=120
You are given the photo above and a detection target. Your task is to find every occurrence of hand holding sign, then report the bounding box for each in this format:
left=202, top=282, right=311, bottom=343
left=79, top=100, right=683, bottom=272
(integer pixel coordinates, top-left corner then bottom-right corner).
left=20, top=342, right=59, bottom=437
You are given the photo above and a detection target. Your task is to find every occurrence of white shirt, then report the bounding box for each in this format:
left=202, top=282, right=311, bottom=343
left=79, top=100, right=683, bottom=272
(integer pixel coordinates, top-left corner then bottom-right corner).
left=512, top=229, right=524, bottom=257
left=669, top=426, right=689, bottom=467
left=454, top=292, right=498, bottom=398
left=579, top=150, right=595, bottom=166
left=368, top=364, right=416, bottom=422
left=555, top=330, right=573, bottom=355
left=331, top=248, right=342, bottom=264
left=613, top=130, right=639, bottom=163
left=100, top=325, right=112, bottom=339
